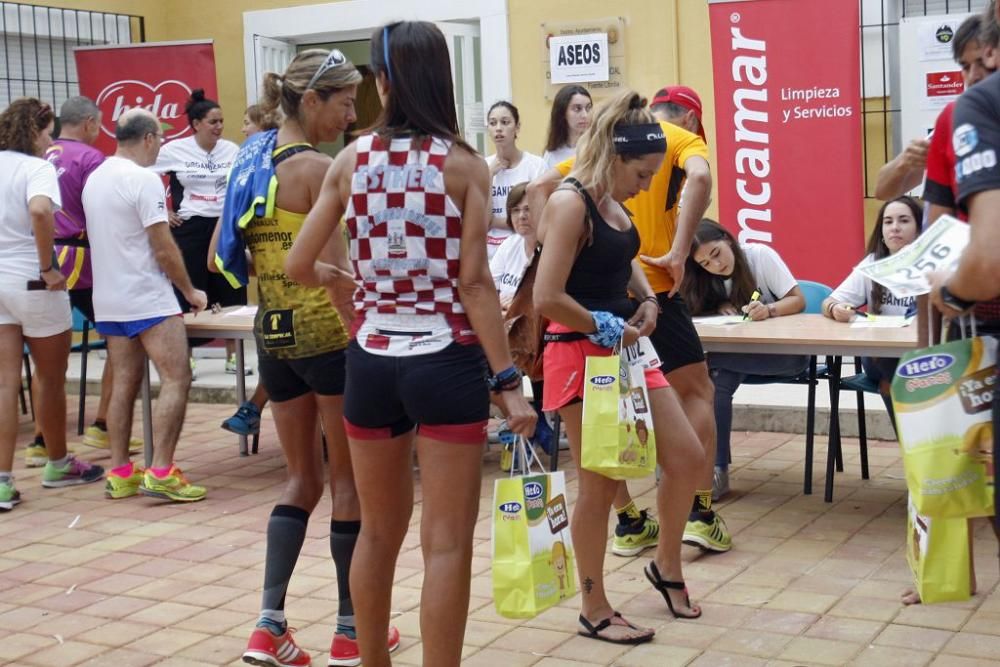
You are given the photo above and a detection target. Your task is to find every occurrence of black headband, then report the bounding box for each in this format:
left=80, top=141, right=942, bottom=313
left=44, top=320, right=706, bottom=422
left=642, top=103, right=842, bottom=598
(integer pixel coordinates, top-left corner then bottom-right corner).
left=612, top=123, right=666, bottom=156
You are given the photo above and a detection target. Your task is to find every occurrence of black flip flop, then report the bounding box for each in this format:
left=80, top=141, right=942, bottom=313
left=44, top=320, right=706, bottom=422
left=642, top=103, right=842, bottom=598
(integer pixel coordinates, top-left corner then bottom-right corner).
left=578, top=611, right=654, bottom=645
left=644, top=561, right=702, bottom=619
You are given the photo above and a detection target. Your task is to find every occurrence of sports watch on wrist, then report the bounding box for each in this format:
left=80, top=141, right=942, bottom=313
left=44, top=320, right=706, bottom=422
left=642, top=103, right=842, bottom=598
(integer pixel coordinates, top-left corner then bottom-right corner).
left=487, top=366, right=523, bottom=393
left=939, top=283, right=975, bottom=312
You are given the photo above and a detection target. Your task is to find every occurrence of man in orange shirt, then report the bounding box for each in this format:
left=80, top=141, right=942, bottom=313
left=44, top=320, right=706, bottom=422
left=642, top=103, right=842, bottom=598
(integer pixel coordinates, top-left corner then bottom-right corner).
left=528, top=86, right=729, bottom=554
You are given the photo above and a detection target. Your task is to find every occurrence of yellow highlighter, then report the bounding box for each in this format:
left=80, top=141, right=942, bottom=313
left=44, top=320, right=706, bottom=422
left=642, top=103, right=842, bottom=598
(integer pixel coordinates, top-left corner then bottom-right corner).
left=743, top=289, right=761, bottom=321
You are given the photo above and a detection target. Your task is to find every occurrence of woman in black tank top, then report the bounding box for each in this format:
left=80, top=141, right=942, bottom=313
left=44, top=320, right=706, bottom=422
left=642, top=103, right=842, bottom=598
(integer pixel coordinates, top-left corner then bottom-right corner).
left=534, top=90, right=706, bottom=643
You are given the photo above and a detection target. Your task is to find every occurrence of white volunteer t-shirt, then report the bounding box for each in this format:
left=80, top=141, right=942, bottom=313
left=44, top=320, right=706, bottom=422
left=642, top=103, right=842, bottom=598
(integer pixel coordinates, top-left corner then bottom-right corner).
left=542, top=144, right=575, bottom=169
left=724, top=243, right=798, bottom=304
left=490, top=233, right=533, bottom=300
left=485, top=151, right=546, bottom=259
left=0, top=151, right=62, bottom=287
left=830, top=253, right=914, bottom=316
left=152, top=135, right=238, bottom=219
left=83, top=156, right=181, bottom=322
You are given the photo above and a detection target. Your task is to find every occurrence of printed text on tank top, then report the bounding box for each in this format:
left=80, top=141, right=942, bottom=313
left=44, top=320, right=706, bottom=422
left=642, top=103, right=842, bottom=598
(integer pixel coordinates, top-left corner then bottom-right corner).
left=346, top=133, right=477, bottom=356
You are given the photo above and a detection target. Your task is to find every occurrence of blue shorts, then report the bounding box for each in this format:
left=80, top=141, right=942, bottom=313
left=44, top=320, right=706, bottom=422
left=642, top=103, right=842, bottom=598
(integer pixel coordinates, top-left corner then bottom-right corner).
left=96, top=316, right=170, bottom=339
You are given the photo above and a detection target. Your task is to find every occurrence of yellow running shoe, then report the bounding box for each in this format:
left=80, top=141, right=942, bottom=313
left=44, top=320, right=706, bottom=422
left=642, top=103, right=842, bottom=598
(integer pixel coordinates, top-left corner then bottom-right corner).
left=24, top=443, right=47, bottom=468
left=82, top=425, right=142, bottom=453
left=682, top=512, right=732, bottom=552
left=612, top=510, right=660, bottom=557
left=105, top=467, right=144, bottom=499
left=24, top=438, right=75, bottom=468
left=499, top=444, right=513, bottom=472
left=139, top=466, right=206, bottom=503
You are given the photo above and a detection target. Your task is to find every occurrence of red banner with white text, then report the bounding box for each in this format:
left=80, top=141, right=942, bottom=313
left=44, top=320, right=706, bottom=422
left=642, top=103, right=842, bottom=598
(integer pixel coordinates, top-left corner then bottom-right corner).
left=74, top=41, right=218, bottom=156
left=708, top=0, right=864, bottom=286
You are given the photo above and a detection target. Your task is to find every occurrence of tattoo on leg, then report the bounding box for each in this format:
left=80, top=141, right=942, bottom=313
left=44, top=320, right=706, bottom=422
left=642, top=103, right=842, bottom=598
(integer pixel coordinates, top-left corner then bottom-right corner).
left=583, top=577, right=594, bottom=595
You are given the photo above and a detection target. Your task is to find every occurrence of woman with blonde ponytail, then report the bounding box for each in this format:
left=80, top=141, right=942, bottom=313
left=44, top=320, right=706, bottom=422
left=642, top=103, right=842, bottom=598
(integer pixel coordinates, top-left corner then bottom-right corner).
left=533, top=89, right=704, bottom=644
left=209, top=49, right=400, bottom=667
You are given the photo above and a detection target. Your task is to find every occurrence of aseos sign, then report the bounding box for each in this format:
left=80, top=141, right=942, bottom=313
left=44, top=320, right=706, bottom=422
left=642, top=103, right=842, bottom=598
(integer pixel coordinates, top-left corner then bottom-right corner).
left=74, top=41, right=218, bottom=156
left=549, top=32, right=610, bottom=85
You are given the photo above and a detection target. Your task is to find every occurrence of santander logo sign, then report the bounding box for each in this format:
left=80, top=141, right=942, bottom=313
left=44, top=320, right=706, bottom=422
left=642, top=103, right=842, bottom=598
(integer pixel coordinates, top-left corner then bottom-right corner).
left=95, top=79, right=192, bottom=140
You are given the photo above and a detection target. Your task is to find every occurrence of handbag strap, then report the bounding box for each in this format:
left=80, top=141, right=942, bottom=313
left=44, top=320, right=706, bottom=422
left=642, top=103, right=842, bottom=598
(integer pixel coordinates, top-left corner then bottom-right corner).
left=929, top=312, right=978, bottom=345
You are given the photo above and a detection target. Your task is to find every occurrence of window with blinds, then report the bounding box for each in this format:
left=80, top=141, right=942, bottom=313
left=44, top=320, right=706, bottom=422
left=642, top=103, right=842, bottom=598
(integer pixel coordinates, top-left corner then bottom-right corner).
left=0, top=2, right=143, bottom=111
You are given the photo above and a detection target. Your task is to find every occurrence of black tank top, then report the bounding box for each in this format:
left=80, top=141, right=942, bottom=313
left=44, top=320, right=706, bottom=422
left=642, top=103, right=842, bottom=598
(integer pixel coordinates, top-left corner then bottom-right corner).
left=562, top=177, right=640, bottom=319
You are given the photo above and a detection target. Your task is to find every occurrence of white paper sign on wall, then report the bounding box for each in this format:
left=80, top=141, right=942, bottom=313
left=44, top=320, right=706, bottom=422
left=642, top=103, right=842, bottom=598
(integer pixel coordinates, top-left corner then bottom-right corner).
left=548, top=32, right=609, bottom=84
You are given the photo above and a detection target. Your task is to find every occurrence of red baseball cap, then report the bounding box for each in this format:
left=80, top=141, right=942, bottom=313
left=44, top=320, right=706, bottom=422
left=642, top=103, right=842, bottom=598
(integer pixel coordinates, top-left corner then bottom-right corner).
left=651, top=85, right=706, bottom=142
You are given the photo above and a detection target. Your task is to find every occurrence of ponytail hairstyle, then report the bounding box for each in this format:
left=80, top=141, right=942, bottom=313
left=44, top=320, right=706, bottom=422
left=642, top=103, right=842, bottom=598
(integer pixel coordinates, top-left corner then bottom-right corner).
left=866, top=195, right=923, bottom=314
left=260, top=49, right=361, bottom=123
left=184, top=89, right=220, bottom=128
left=0, top=97, right=55, bottom=155
left=681, top=219, right=757, bottom=316
left=245, top=103, right=280, bottom=132
left=545, top=85, right=591, bottom=152
left=369, top=21, right=473, bottom=152
left=570, top=89, right=656, bottom=195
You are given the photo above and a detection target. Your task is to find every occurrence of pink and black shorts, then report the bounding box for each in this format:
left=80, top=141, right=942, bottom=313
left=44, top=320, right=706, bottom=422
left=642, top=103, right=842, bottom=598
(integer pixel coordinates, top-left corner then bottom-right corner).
left=343, top=339, right=490, bottom=444
left=542, top=322, right=670, bottom=412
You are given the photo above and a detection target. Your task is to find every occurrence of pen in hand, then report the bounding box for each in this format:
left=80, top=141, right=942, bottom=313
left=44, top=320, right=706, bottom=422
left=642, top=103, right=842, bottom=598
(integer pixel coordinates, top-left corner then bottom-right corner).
left=847, top=306, right=871, bottom=319
left=743, top=289, right=762, bottom=321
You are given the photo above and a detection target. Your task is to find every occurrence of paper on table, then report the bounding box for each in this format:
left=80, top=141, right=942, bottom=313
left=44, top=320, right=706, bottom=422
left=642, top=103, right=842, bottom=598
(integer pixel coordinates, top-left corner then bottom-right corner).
left=692, top=315, right=746, bottom=326
left=850, top=315, right=913, bottom=328
left=222, top=305, right=258, bottom=318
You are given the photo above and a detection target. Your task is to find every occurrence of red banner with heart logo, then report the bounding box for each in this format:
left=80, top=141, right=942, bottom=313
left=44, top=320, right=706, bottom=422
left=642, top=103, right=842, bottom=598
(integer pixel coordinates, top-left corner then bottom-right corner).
left=708, top=0, right=864, bottom=286
left=74, top=41, right=218, bottom=155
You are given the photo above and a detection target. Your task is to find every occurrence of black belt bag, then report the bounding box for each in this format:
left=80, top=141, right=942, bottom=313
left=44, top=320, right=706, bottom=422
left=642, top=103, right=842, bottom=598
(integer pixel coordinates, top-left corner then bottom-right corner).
left=55, top=237, right=89, bottom=248
left=543, top=331, right=587, bottom=343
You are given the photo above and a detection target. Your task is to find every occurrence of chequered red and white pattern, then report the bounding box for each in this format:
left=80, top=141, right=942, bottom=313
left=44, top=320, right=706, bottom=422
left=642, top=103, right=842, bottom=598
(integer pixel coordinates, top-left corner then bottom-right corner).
left=346, top=135, right=468, bottom=326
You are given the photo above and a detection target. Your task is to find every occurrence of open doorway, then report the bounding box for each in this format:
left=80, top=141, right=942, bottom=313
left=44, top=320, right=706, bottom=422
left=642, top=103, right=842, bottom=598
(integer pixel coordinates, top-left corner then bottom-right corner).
left=245, top=0, right=508, bottom=156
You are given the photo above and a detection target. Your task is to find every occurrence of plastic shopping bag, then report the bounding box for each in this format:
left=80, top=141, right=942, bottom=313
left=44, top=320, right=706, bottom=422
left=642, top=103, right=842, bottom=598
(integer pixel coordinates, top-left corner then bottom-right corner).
left=580, top=345, right=657, bottom=480
left=891, top=325, right=996, bottom=519
left=492, top=437, right=577, bottom=619
left=906, top=495, right=971, bottom=603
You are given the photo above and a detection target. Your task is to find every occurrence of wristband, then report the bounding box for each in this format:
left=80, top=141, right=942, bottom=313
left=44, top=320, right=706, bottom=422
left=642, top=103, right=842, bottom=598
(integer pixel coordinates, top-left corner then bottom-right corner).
left=939, top=283, right=975, bottom=311
left=39, top=265, right=53, bottom=273
left=641, top=295, right=660, bottom=311
left=487, top=365, right=522, bottom=393
left=587, top=310, right=625, bottom=348
left=825, top=301, right=837, bottom=318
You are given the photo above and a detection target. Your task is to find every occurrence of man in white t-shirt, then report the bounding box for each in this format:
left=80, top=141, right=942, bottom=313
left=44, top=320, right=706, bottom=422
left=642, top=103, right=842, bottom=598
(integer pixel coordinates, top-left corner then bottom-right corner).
left=82, top=108, right=208, bottom=504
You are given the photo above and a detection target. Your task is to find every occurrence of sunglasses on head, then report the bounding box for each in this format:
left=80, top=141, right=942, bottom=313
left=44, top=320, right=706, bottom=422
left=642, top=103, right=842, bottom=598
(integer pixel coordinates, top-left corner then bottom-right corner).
left=306, top=49, right=347, bottom=90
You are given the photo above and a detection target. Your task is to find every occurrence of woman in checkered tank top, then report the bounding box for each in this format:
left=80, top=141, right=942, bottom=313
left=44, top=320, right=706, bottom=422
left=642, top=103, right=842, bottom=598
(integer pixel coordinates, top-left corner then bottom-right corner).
left=286, top=20, right=536, bottom=667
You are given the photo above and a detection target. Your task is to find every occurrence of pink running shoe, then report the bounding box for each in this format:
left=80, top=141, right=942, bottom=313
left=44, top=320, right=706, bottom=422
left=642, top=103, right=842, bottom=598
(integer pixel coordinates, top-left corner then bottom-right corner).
left=243, top=626, right=311, bottom=667
left=328, top=626, right=401, bottom=666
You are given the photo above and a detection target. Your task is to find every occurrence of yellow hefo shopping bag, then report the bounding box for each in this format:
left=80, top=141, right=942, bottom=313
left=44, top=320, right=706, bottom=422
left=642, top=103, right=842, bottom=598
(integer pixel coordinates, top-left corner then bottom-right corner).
left=492, top=439, right=577, bottom=619
left=891, top=336, right=996, bottom=518
left=906, top=495, right=971, bottom=603
left=581, top=352, right=656, bottom=480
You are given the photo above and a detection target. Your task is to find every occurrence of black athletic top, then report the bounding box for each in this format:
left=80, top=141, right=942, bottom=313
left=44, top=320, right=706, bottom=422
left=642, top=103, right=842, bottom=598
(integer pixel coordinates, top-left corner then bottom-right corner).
left=953, top=70, right=1000, bottom=324
left=561, top=177, right=640, bottom=320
